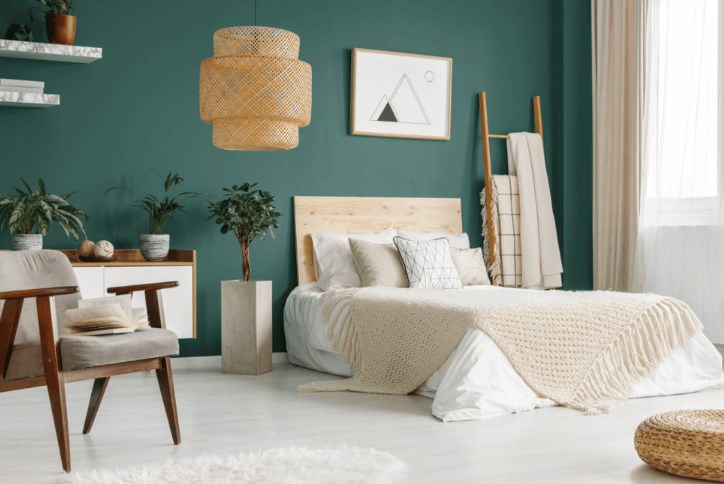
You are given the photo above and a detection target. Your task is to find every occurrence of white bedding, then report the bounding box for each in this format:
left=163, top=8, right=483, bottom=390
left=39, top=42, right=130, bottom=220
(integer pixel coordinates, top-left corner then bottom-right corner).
left=284, top=284, right=724, bottom=422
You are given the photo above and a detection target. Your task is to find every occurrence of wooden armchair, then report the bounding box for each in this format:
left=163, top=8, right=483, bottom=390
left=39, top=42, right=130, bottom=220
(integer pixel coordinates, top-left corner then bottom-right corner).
left=0, top=250, right=181, bottom=472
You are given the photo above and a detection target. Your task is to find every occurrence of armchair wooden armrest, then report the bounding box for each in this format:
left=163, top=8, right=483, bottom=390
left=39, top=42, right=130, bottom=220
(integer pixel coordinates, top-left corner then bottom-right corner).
left=106, top=281, right=178, bottom=329
left=106, top=281, right=179, bottom=294
left=0, top=286, right=79, bottom=300
left=0, top=286, right=78, bottom=381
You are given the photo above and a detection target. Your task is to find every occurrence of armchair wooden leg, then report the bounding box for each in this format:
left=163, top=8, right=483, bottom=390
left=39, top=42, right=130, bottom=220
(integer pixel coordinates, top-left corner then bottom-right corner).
left=83, top=377, right=110, bottom=434
left=45, top=373, right=71, bottom=473
left=156, top=357, right=180, bottom=445
left=36, top=295, right=71, bottom=473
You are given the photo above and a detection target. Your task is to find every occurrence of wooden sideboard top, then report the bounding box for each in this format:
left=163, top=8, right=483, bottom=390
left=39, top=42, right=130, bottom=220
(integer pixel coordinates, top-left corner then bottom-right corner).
left=59, top=249, right=196, bottom=267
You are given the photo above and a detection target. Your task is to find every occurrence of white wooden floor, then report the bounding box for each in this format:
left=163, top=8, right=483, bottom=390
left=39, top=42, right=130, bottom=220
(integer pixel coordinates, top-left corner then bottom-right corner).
left=1, top=360, right=722, bottom=483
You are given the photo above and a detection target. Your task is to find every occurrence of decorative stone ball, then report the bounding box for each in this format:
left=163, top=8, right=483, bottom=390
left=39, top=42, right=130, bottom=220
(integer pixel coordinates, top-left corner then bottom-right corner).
left=78, top=240, right=96, bottom=258
left=94, top=240, right=114, bottom=258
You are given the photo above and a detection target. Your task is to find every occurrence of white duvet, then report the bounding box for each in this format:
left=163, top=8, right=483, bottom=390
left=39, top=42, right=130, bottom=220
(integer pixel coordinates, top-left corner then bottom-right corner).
left=284, top=284, right=724, bottom=422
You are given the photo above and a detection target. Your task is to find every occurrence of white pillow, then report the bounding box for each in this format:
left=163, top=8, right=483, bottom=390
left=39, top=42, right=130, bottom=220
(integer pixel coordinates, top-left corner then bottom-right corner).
left=451, top=248, right=490, bottom=286
left=393, top=236, right=462, bottom=289
left=396, top=230, right=470, bottom=249
left=312, top=229, right=396, bottom=291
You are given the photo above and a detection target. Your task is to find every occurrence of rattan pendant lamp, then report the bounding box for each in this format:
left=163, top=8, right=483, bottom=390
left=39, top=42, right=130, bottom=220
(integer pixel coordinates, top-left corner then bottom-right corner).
left=199, top=1, right=312, bottom=151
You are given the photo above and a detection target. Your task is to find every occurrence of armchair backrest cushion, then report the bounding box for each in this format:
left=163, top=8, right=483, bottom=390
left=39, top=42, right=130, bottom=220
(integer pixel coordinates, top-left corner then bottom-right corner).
left=0, top=250, right=81, bottom=345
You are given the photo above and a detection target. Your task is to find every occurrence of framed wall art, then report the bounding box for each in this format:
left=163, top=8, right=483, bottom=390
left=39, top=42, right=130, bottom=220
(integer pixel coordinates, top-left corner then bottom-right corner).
left=350, top=48, right=452, bottom=140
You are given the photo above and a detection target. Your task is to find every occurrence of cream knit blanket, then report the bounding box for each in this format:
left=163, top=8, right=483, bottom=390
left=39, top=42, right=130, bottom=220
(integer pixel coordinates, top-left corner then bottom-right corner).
left=300, top=288, right=702, bottom=413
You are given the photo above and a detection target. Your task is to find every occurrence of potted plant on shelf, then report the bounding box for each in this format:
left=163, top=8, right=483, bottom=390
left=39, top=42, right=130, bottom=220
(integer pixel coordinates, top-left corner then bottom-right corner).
left=107, top=172, right=198, bottom=262
left=0, top=177, right=88, bottom=250
left=35, top=0, right=77, bottom=45
left=208, top=182, right=281, bottom=375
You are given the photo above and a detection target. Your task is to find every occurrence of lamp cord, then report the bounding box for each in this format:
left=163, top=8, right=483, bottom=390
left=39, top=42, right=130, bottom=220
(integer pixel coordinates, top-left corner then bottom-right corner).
left=254, top=0, right=257, bottom=26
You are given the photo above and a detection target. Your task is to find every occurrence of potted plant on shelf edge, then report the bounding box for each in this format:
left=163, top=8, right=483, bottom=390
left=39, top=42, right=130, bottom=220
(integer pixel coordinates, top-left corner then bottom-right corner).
left=35, top=0, right=77, bottom=45
left=208, top=182, right=281, bottom=375
left=107, top=172, right=199, bottom=262
left=0, top=177, right=89, bottom=250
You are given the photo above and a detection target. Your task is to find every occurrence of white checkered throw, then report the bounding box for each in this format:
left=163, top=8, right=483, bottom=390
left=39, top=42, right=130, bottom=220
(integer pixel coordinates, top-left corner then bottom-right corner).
left=481, top=175, right=521, bottom=287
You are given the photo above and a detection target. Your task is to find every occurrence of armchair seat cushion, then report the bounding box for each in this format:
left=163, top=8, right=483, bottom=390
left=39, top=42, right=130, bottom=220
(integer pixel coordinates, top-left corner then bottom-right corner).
left=60, top=328, right=179, bottom=371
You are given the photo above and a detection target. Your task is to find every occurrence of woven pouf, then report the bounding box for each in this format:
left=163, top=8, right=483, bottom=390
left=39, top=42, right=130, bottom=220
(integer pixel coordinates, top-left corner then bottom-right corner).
left=635, top=410, right=724, bottom=482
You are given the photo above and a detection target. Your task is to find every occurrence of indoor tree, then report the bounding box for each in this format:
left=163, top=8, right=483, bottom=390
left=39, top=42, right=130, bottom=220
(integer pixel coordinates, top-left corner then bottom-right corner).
left=208, top=183, right=281, bottom=281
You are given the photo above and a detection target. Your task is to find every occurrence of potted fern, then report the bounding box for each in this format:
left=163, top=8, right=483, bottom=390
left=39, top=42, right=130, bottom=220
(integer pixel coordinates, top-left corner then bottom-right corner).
left=208, top=183, right=280, bottom=375
left=107, top=172, right=198, bottom=262
left=0, top=177, right=88, bottom=250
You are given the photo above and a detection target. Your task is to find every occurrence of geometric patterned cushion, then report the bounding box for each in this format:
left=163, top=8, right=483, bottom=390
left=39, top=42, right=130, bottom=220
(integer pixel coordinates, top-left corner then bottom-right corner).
left=393, top=237, right=462, bottom=289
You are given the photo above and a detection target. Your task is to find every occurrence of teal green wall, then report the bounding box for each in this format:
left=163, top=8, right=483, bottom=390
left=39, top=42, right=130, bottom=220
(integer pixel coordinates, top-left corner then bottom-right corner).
left=552, top=0, right=594, bottom=291
left=0, top=0, right=592, bottom=356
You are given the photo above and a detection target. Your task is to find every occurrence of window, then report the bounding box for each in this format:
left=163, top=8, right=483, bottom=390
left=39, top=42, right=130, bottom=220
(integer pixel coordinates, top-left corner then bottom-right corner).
left=643, top=0, right=721, bottom=225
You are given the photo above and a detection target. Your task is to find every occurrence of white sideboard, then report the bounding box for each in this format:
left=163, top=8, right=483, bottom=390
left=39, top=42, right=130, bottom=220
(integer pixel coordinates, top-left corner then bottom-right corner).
left=61, top=249, right=196, bottom=339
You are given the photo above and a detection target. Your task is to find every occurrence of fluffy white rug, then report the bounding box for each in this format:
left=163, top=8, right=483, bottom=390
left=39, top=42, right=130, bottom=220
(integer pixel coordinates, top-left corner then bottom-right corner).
left=63, top=446, right=406, bottom=484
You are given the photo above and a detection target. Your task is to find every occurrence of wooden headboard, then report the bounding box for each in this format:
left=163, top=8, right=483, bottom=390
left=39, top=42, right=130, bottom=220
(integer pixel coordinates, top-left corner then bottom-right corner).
left=294, top=196, right=463, bottom=284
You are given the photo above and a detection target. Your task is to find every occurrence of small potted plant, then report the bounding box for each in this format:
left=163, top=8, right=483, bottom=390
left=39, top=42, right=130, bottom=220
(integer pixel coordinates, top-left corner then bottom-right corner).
left=208, top=183, right=280, bottom=375
left=35, top=0, right=77, bottom=45
left=107, top=172, right=199, bottom=262
left=0, top=177, right=88, bottom=250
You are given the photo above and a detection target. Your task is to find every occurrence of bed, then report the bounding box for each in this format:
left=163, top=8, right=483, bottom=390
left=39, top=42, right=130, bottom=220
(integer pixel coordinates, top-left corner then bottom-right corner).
left=284, top=196, right=724, bottom=422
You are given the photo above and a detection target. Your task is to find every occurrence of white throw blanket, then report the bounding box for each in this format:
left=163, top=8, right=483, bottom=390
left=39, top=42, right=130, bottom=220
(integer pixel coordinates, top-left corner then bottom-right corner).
left=301, top=288, right=701, bottom=414
left=507, top=132, right=563, bottom=289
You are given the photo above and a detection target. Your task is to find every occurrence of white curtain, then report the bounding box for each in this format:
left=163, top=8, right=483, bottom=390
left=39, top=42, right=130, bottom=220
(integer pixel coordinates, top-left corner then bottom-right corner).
left=635, top=0, right=724, bottom=344
left=592, top=0, right=648, bottom=292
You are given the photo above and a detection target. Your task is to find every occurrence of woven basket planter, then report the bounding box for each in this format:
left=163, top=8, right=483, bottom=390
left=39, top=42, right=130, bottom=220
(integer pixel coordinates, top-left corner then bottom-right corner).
left=200, top=26, right=312, bottom=151
left=635, top=410, right=724, bottom=482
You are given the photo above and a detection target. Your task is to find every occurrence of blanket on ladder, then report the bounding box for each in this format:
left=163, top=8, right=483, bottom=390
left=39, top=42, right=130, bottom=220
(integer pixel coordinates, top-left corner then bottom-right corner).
left=507, top=133, right=563, bottom=289
left=299, top=288, right=701, bottom=414
left=481, top=174, right=521, bottom=287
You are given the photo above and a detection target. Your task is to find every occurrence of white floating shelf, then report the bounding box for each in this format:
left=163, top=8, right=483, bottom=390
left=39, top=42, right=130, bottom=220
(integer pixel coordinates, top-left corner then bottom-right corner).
left=0, top=91, right=60, bottom=108
left=0, top=39, right=102, bottom=63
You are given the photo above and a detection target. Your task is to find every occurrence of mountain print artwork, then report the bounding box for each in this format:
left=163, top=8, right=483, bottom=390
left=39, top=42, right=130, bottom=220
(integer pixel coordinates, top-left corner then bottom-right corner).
left=351, top=48, right=452, bottom=140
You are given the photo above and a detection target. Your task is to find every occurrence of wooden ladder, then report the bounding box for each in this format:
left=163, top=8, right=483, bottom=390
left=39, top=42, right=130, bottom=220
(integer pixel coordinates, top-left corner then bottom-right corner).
left=478, top=92, right=544, bottom=280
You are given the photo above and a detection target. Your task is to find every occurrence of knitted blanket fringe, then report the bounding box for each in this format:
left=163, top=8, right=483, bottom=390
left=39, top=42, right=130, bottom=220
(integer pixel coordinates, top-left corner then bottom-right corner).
left=299, top=289, right=701, bottom=415
left=480, top=183, right=502, bottom=287
left=568, top=297, right=698, bottom=413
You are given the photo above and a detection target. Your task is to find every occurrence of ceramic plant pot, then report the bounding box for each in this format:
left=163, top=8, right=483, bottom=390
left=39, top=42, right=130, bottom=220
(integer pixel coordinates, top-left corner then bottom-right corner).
left=140, top=234, right=170, bottom=262
left=10, top=234, right=43, bottom=251
left=46, top=13, right=76, bottom=45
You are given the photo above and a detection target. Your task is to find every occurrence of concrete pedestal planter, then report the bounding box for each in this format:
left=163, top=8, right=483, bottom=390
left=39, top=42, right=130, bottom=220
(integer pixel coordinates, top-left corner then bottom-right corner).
left=221, top=280, right=272, bottom=375
left=140, top=234, right=170, bottom=261
left=10, top=234, right=43, bottom=251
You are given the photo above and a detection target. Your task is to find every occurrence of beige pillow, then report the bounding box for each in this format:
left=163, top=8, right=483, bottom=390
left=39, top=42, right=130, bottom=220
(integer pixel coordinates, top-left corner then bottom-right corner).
left=349, top=238, right=409, bottom=287
left=451, top=248, right=490, bottom=286
left=312, top=229, right=396, bottom=290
